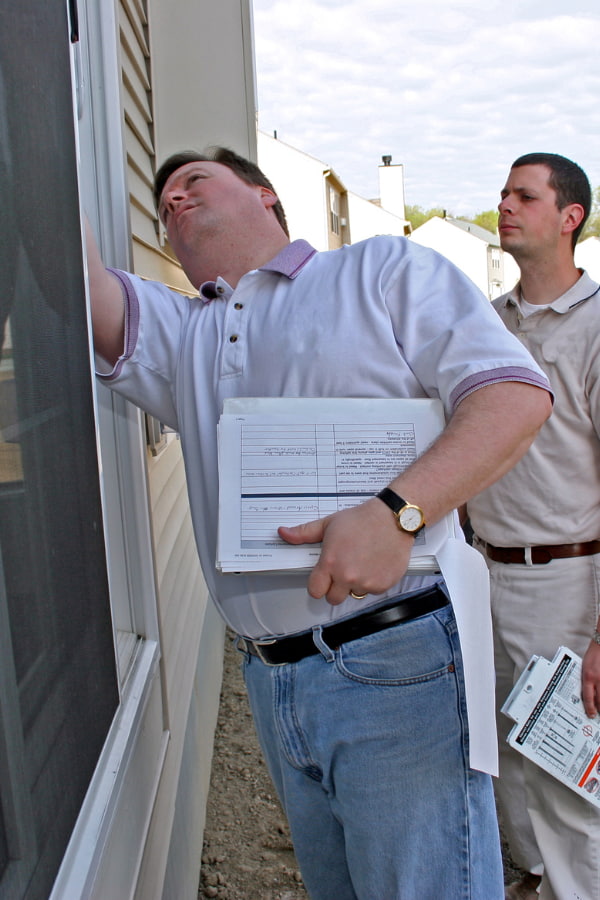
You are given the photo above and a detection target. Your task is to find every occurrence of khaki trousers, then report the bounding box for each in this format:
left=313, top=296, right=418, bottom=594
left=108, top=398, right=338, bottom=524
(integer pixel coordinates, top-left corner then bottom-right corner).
left=477, top=545, right=600, bottom=900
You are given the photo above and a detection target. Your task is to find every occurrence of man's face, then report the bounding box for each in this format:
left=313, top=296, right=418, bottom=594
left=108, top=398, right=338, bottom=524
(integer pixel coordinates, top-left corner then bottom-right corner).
left=158, top=160, right=274, bottom=274
left=497, top=164, right=564, bottom=258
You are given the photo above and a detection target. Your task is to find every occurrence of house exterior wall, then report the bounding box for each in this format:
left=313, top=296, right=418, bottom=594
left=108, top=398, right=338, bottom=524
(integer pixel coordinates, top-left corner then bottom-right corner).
left=47, top=1, right=256, bottom=898
left=161, top=598, right=224, bottom=900
left=149, top=0, right=256, bottom=165
left=115, top=1, right=257, bottom=897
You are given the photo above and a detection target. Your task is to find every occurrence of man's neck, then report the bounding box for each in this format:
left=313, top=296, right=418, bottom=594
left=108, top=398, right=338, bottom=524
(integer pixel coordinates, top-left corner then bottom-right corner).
left=516, top=254, right=581, bottom=305
left=228, top=237, right=291, bottom=288
left=189, top=233, right=291, bottom=290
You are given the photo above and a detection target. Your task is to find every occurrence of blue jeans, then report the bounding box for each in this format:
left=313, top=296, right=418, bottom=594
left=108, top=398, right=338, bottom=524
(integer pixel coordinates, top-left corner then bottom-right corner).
left=241, top=602, right=503, bottom=900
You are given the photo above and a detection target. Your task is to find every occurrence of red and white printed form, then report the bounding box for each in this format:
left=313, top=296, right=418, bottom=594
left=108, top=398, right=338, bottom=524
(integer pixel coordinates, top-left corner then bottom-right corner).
left=503, top=647, right=600, bottom=808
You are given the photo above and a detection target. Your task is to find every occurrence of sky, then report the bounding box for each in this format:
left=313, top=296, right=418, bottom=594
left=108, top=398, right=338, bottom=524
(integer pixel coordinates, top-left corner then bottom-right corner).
left=251, top=0, right=600, bottom=217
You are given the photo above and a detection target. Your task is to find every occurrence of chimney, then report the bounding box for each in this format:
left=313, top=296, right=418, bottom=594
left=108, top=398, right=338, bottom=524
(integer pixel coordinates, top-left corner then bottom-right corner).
left=378, top=155, right=406, bottom=220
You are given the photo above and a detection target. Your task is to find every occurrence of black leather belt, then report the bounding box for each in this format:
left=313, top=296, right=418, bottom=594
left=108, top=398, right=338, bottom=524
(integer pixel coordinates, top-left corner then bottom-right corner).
left=482, top=539, right=600, bottom=565
left=240, top=584, right=449, bottom=666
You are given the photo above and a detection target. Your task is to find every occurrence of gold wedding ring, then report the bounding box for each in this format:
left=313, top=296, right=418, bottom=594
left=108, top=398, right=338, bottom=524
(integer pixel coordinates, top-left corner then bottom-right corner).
left=349, top=590, right=367, bottom=600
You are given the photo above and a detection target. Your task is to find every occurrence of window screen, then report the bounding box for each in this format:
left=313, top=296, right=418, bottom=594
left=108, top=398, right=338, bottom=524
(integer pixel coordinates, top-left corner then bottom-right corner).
left=0, top=3, right=119, bottom=898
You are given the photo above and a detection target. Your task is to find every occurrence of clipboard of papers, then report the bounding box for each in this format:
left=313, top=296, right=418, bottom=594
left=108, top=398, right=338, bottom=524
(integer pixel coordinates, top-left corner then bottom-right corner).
left=502, top=646, right=600, bottom=808
left=216, top=397, right=456, bottom=574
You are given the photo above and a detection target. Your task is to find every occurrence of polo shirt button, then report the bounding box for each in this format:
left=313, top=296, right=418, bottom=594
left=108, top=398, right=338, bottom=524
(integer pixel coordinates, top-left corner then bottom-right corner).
left=234, top=302, right=244, bottom=310
left=229, top=334, right=239, bottom=343
left=217, top=286, right=225, bottom=294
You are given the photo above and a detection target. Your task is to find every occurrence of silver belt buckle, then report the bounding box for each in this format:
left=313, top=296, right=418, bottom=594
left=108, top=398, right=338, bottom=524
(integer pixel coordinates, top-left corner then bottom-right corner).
left=251, top=637, right=280, bottom=666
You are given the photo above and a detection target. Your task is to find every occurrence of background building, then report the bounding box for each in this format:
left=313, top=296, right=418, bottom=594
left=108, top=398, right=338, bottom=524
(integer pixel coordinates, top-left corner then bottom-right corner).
left=257, top=132, right=526, bottom=302
left=410, top=218, right=600, bottom=302
left=258, top=131, right=411, bottom=249
left=575, top=236, right=600, bottom=282
left=409, top=215, right=519, bottom=300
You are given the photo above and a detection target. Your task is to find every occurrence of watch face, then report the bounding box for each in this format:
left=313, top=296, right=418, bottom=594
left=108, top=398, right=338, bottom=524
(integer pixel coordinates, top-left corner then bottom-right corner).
left=398, top=505, right=424, bottom=533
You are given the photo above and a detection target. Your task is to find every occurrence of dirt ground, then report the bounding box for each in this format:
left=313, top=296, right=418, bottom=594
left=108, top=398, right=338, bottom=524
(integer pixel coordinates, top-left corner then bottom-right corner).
left=198, top=631, right=308, bottom=900
left=198, top=631, right=523, bottom=899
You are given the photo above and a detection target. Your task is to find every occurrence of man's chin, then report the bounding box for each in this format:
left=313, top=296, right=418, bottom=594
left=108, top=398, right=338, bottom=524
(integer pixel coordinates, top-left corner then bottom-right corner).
left=499, top=232, right=520, bottom=252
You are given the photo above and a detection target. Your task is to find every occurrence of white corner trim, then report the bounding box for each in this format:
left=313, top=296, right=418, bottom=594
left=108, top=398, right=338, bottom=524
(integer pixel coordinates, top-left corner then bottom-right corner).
left=49, top=639, right=163, bottom=900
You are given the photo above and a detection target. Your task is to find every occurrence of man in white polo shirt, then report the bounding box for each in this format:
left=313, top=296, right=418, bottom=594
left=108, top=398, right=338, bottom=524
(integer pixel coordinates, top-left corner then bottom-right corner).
left=468, top=153, right=600, bottom=900
left=86, top=147, right=552, bottom=900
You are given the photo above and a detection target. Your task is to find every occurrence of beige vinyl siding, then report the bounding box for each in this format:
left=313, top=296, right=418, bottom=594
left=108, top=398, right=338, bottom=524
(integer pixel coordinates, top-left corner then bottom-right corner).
left=117, top=4, right=221, bottom=897
left=135, top=434, right=219, bottom=900
left=119, top=0, right=195, bottom=289
left=119, top=0, right=159, bottom=257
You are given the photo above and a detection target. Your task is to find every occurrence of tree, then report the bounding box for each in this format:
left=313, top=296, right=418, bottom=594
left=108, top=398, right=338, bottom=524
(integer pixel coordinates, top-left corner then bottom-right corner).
left=404, top=204, right=447, bottom=230
left=456, top=210, right=498, bottom=234
left=471, top=210, right=499, bottom=234
left=405, top=204, right=499, bottom=234
left=581, top=186, right=600, bottom=241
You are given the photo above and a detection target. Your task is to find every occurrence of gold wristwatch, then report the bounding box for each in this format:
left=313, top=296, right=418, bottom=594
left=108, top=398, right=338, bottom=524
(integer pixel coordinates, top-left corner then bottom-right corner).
left=377, top=487, right=426, bottom=535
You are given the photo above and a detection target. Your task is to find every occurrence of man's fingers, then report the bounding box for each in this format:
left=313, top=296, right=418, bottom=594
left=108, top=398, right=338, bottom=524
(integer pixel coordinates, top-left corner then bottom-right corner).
left=279, top=500, right=410, bottom=606
left=306, top=566, right=335, bottom=602
left=278, top=516, right=351, bottom=602
left=582, top=677, right=600, bottom=718
left=582, top=686, right=598, bottom=719
left=278, top=519, right=326, bottom=545
left=581, top=643, right=600, bottom=718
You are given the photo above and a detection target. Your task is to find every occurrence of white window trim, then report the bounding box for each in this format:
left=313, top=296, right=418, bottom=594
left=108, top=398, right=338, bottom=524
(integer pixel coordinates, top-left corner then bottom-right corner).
left=48, top=639, right=163, bottom=900
left=49, top=0, right=167, bottom=895
left=76, top=0, right=160, bottom=648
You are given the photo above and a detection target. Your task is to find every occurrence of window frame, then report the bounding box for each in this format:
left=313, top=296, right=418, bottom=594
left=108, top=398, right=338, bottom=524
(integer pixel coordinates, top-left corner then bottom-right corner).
left=75, top=0, right=160, bottom=653
left=47, top=2, right=166, bottom=895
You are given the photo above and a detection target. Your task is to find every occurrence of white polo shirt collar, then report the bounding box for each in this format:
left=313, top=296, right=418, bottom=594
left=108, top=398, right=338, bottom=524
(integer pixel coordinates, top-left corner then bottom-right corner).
left=198, top=239, right=317, bottom=304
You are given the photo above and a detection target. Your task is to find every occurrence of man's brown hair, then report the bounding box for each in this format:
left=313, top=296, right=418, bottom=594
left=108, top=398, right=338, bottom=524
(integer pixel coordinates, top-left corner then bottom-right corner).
left=153, top=146, right=289, bottom=237
left=511, top=152, right=591, bottom=248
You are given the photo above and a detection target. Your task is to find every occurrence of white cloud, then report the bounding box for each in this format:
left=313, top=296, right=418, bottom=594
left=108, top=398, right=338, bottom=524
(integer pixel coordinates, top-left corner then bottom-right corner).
left=253, top=0, right=600, bottom=215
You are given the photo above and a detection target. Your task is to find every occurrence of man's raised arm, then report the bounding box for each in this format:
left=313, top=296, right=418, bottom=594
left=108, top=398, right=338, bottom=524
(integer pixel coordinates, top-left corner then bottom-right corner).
left=84, top=219, right=125, bottom=367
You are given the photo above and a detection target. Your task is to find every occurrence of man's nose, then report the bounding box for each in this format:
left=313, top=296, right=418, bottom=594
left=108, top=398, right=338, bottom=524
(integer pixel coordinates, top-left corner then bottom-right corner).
left=160, top=185, right=186, bottom=222
left=498, top=196, right=513, bottom=213
left=167, top=186, right=185, bottom=206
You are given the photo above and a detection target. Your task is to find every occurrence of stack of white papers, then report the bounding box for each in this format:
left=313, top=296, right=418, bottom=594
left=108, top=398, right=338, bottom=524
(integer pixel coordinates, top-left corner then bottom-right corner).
left=502, top=647, right=600, bottom=808
left=217, top=397, right=455, bottom=574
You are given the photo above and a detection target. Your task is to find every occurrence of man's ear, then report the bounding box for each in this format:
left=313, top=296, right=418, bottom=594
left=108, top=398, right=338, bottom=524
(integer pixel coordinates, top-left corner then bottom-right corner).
left=561, top=202, right=585, bottom=237
left=260, top=187, right=278, bottom=209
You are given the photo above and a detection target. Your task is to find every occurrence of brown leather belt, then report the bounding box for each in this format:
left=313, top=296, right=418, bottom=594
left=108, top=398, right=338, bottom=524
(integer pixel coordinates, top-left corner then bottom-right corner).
left=240, top=584, right=449, bottom=666
left=482, top=539, right=600, bottom=565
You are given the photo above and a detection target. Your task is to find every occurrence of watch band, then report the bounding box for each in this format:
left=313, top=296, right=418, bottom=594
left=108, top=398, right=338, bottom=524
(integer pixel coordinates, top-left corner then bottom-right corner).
left=377, top=487, right=409, bottom=516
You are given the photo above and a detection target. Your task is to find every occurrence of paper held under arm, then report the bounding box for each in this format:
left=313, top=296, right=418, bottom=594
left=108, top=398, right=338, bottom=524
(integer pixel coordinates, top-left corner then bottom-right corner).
left=217, top=397, right=454, bottom=574
left=216, top=397, right=499, bottom=776
left=437, top=539, right=499, bottom=776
